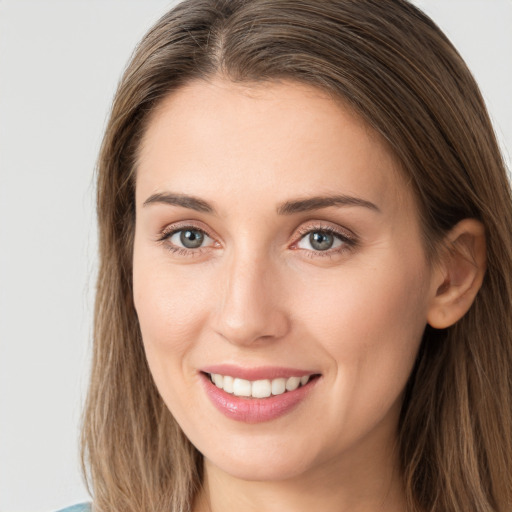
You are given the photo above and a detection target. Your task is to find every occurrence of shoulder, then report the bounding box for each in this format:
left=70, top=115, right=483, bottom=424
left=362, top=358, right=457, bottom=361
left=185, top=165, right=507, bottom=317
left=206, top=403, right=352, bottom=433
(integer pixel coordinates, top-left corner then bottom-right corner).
left=55, top=504, right=92, bottom=512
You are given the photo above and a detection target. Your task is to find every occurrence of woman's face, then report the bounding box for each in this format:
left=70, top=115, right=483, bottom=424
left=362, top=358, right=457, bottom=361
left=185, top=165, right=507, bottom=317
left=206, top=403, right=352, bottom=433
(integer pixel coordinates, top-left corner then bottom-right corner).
left=133, top=78, right=436, bottom=482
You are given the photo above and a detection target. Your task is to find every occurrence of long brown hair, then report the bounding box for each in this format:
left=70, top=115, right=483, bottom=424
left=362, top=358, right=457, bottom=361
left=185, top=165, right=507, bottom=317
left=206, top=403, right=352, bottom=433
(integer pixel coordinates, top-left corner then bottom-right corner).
left=81, top=1, right=512, bottom=510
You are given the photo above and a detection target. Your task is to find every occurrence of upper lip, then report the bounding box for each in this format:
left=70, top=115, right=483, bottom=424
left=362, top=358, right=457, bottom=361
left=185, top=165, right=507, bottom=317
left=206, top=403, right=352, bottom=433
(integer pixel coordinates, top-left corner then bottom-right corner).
left=200, top=364, right=319, bottom=381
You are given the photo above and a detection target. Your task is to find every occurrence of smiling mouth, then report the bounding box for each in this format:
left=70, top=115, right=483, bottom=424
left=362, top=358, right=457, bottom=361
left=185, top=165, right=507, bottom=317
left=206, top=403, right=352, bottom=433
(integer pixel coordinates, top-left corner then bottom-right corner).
left=204, top=372, right=319, bottom=399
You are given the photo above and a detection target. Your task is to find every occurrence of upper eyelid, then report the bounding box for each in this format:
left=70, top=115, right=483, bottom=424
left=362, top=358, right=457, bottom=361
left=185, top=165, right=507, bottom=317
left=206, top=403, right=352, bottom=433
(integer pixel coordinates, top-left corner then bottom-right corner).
left=159, top=221, right=216, bottom=239
left=294, top=222, right=356, bottom=241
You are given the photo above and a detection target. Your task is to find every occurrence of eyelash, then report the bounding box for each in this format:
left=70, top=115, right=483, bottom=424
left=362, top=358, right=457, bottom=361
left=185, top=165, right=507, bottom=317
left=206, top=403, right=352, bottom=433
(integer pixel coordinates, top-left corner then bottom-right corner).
left=293, top=224, right=358, bottom=258
left=157, top=223, right=215, bottom=257
left=157, top=222, right=358, bottom=258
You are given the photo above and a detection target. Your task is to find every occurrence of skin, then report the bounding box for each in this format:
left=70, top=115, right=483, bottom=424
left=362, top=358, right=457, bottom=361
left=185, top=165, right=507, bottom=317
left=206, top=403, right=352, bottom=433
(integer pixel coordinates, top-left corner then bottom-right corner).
left=132, top=78, right=476, bottom=512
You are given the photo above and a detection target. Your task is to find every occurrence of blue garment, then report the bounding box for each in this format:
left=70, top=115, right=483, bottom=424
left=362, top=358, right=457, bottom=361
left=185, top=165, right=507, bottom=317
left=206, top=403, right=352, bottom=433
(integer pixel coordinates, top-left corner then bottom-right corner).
left=55, top=504, right=91, bottom=512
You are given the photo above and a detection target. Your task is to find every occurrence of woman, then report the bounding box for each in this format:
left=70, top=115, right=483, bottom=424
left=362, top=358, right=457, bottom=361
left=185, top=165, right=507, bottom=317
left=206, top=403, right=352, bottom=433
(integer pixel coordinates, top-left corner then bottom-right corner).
left=66, top=0, right=512, bottom=511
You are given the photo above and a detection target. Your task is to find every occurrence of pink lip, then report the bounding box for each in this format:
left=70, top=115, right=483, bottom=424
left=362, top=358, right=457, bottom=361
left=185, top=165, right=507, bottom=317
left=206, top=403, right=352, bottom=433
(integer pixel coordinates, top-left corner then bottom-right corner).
left=200, top=369, right=320, bottom=424
left=201, top=364, right=315, bottom=381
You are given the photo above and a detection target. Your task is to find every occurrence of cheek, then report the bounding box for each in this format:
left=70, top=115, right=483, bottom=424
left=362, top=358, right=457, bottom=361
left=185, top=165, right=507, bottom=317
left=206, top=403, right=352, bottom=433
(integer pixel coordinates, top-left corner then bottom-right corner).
left=134, top=274, right=192, bottom=355
left=293, top=257, right=429, bottom=347
left=292, top=257, right=429, bottom=425
left=132, top=244, right=213, bottom=382
left=132, top=257, right=222, bottom=436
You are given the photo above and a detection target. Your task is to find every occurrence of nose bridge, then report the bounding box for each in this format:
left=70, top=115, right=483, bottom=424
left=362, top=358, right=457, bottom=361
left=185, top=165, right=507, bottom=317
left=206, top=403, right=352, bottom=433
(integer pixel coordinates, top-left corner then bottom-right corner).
left=214, top=246, right=288, bottom=345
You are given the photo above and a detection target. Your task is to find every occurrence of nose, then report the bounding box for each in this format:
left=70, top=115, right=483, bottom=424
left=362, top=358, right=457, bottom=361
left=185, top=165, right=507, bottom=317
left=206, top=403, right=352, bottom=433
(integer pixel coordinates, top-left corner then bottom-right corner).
left=212, top=253, right=290, bottom=346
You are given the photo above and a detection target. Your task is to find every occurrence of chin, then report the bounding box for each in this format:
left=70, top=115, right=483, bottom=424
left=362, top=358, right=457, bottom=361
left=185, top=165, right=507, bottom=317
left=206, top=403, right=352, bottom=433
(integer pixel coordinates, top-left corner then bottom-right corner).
left=208, top=454, right=313, bottom=482
left=200, top=433, right=323, bottom=482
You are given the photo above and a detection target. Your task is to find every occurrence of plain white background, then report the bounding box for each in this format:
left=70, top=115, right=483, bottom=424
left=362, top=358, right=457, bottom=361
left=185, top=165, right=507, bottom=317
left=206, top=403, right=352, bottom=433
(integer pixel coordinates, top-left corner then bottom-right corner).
left=0, top=1, right=510, bottom=511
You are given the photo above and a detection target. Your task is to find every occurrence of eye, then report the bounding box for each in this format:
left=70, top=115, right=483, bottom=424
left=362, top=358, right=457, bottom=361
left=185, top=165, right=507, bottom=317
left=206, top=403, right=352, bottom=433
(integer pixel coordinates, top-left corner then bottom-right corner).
left=165, top=227, right=215, bottom=250
left=293, top=226, right=356, bottom=254
left=299, top=231, right=341, bottom=251
left=297, top=230, right=343, bottom=251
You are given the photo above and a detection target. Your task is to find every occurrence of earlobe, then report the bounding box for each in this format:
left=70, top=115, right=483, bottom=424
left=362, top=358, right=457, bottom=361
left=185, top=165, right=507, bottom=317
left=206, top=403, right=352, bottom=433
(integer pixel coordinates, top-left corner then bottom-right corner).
left=427, top=219, right=486, bottom=329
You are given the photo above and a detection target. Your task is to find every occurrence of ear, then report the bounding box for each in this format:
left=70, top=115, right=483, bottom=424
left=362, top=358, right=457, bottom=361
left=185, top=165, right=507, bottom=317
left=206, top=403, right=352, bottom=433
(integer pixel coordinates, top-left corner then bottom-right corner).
left=427, top=219, right=486, bottom=329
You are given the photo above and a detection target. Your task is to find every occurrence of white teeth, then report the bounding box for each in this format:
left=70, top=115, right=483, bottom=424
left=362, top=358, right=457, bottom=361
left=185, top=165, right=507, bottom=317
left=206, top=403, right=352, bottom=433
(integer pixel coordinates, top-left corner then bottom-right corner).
left=252, top=379, right=272, bottom=398
left=233, top=378, right=252, bottom=397
left=223, top=375, right=234, bottom=394
left=209, top=373, right=314, bottom=398
left=300, top=375, right=310, bottom=386
left=286, top=376, right=301, bottom=391
left=271, top=378, right=286, bottom=395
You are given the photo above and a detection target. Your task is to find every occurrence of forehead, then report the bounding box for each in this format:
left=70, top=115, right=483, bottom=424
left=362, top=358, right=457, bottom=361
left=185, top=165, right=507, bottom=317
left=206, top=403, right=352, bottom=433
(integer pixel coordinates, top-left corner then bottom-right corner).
left=136, top=78, right=411, bottom=214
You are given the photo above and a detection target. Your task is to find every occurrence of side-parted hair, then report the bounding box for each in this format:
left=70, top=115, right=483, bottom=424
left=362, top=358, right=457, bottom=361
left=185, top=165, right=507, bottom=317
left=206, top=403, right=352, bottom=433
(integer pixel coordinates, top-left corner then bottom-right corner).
left=82, top=1, right=512, bottom=511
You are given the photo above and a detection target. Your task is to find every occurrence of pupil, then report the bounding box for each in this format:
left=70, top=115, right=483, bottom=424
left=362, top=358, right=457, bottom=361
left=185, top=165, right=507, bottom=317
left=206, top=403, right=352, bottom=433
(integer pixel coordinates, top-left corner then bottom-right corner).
left=180, top=230, right=204, bottom=249
left=310, top=231, right=333, bottom=251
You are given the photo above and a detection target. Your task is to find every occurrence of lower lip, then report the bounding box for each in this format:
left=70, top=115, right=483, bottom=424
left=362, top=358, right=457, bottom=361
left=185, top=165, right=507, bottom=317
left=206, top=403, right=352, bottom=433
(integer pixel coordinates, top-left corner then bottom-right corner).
left=200, top=373, right=318, bottom=423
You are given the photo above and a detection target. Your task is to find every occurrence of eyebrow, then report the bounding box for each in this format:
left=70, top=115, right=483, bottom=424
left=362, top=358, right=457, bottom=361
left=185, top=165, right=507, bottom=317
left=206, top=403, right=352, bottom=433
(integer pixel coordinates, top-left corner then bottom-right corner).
left=276, top=195, right=380, bottom=215
left=143, top=192, right=214, bottom=213
left=142, top=192, right=380, bottom=215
